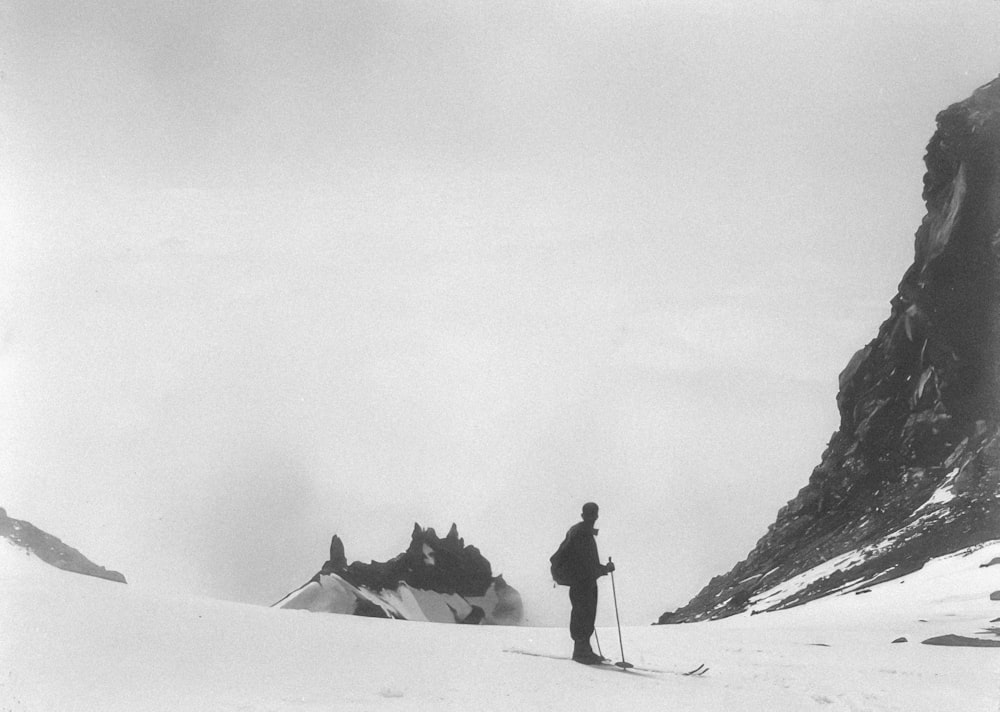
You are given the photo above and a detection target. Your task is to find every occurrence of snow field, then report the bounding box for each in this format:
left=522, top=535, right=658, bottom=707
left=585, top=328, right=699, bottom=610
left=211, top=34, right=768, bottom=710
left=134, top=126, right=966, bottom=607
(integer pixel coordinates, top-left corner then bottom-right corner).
left=2, top=540, right=998, bottom=711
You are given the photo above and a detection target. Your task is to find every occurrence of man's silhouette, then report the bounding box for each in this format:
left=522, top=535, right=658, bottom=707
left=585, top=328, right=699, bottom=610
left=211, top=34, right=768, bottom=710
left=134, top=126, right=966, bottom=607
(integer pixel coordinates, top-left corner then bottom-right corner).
left=551, top=502, right=614, bottom=663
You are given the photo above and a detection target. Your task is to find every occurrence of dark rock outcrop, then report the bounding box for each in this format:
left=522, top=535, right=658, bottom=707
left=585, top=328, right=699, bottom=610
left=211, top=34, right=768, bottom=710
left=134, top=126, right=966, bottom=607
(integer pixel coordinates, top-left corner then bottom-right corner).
left=659, top=76, right=1000, bottom=623
left=922, top=634, right=1000, bottom=648
left=274, top=523, right=522, bottom=625
left=0, top=507, right=127, bottom=584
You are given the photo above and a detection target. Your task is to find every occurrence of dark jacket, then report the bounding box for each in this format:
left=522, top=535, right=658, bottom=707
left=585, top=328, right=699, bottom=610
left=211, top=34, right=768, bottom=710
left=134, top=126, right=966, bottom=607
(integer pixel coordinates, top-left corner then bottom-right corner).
left=552, top=521, right=609, bottom=586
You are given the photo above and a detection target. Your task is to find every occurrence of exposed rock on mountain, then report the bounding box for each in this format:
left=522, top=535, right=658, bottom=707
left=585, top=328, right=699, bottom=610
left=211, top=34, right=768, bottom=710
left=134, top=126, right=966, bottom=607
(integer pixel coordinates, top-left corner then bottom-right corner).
left=273, top=523, right=522, bottom=625
left=0, top=507, right=126, bottom=584
left=922, top=634, right=1000, bottom=648
left=659, top=76, right=1000, bottom=623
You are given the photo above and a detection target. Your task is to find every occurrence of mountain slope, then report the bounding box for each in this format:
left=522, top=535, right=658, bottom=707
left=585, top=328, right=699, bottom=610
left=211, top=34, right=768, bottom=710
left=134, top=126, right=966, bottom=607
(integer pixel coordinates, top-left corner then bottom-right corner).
left=0, top=507, right=126, bottom=584
left=659, top=77, right=1000, bottom=623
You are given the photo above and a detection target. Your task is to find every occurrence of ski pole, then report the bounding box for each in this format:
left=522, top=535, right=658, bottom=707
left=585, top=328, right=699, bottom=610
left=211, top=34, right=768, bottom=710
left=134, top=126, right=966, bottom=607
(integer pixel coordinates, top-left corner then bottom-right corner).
left=593, top=626, right=604, bottom=660
left=608, top=557, right=633, bottom=670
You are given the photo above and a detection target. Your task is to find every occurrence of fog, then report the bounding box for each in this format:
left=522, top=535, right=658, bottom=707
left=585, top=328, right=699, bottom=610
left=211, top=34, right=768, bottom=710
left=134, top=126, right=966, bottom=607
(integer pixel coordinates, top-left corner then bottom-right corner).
left=4, top=1, right=1000, bottom=625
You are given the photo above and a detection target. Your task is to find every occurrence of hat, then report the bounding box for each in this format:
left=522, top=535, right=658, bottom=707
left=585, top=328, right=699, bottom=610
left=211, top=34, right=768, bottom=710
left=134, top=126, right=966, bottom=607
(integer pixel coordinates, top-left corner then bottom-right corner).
left=581, top=502, right=599, bottom=519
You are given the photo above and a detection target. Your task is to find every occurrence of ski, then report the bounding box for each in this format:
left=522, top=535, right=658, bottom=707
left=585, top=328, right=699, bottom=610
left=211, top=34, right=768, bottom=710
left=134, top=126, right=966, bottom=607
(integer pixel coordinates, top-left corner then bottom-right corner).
left=503, top=649, right=707, bottom=677
left=580, top=659, right=656, bottom=677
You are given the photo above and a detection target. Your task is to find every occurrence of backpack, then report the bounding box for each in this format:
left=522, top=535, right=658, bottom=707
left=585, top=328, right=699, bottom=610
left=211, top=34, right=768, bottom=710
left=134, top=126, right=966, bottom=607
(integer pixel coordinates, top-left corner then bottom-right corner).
left=549, top=534, right=575, bottom=586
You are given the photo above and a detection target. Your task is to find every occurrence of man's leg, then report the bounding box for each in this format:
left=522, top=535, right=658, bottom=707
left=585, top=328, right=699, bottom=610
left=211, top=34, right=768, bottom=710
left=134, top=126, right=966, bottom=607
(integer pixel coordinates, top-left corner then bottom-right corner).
left=569, top=581, right=599, bottom=661
left=583, top=584, right=600, bottom=658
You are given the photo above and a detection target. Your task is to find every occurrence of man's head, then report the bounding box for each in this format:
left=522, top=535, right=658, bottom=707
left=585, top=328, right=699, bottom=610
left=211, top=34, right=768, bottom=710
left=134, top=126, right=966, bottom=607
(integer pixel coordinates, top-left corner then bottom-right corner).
left=581, top=502, right=599, bottom=522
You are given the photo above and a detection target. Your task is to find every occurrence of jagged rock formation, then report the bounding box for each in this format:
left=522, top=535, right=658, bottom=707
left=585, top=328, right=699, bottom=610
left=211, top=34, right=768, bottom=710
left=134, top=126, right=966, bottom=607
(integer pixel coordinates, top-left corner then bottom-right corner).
left=659, top=77, right=1000, bottom=623
left=273, top=523, right=522, bottom=625
left=0, top=507, right=127, bottom=584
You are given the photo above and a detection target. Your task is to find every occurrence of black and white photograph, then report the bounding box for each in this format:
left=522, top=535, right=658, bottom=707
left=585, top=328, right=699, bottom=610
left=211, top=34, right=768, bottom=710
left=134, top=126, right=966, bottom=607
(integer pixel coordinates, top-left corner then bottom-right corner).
left=3, top=1, right=1000, bottom=709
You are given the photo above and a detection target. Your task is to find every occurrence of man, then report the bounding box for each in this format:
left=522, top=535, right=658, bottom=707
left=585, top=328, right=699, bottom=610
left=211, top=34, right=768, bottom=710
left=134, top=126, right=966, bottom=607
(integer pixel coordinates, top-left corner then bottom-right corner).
left=551, top=502, right=615, bottom=663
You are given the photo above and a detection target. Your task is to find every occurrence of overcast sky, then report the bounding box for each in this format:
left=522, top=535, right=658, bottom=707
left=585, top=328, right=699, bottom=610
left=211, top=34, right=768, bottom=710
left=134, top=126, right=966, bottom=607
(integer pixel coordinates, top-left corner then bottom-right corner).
left=4, top=1, right=1000, bottom=626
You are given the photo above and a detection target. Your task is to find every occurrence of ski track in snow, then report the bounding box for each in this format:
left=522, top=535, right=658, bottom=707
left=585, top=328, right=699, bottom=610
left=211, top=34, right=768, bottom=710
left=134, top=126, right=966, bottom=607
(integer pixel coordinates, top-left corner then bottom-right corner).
left=2, top=539, right=999, bottom=711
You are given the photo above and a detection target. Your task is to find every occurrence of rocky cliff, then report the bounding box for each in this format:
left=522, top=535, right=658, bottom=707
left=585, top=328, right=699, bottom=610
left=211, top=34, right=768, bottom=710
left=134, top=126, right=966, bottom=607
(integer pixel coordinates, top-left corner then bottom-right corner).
left=274, top=523, right=522, bottom=625
left=0, top=507, right=127, bottom=584
left=659, top=77, right=1000, bottom=623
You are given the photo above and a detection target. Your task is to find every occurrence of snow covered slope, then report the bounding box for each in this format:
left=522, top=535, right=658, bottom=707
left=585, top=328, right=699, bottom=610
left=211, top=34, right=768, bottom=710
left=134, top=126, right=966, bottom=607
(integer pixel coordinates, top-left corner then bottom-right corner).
left=3, top=536, right=998, bottom=711
left=0, top=507, right=126, bottom=584
left=274, top=572, right=520, bottom=625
